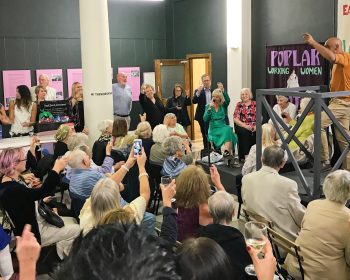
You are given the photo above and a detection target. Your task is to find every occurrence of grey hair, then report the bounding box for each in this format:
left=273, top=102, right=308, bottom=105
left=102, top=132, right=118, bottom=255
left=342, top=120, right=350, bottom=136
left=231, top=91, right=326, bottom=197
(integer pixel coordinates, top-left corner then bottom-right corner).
left=152, top=124, right=170, bottom=143
left=74, top=144, right=91, bottom=158
left=299, top=97, right=312, bottom=113
left=162, top=136, right=182, bottom=156
left=67, top=133, right=89, bottom=151
left=323, top=170, right=350, bottom=204
left=91, top=178, right=121, bottom=226
left=262, top=145, right=285, bottom=168
left=39, top=74, right=49, bottom=80
left=135, top=121, right=152, bottom=139
left=68, top=149, right=88, bottom=169
left=276, top=95, right=289, bottom=102
left=208, top=191, right=235, bottom=224
left=164, top=113, right=176, bottom=120
left=97, top=119, right=113, bottom=133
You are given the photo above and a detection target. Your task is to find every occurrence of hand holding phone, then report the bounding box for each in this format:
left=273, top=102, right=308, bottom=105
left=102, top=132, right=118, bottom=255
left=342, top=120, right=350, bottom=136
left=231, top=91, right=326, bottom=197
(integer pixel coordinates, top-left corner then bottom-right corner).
left=133, top=139, right=142, bottom=157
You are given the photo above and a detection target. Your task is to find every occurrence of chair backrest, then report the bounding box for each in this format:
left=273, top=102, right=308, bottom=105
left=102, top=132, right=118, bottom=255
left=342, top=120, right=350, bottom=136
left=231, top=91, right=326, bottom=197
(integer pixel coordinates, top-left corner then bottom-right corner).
left=243, top=208, right=274, bottom=229
left=36, top=154, right=55, bottom=180
left=111, top=149, right=127, bottom=163
left=148, top=161, right=163, bottom=185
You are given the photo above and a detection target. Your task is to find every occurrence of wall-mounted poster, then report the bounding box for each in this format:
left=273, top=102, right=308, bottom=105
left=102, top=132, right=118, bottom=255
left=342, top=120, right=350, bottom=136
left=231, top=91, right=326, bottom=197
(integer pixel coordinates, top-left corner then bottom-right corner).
left=2, top=70, right=31, bottom=109
left=118, top=67, right=140, bottom=101
left=338, top=0, right=350, bottom=53
left=36, top=69, right=64, bottom=100
left=143, top=72, right=155, bottom=90
left=67, top=69, right=83, bottom=97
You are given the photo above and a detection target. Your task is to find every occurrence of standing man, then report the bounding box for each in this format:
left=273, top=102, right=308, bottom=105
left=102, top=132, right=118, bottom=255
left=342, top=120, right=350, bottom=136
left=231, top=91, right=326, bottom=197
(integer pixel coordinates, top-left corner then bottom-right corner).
left=193, top=74, right=212, bottom=148
left=30, top=74, right=56, bottom=101
left=304, top=33, right=350, bottom=170
left=112, top=72, right=132, bottom=129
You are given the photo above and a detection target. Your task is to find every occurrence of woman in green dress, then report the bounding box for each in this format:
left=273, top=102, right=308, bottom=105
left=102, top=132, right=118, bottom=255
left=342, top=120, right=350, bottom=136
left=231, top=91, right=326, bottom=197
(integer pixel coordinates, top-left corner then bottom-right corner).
left=203, top=89, right=237, bottom=156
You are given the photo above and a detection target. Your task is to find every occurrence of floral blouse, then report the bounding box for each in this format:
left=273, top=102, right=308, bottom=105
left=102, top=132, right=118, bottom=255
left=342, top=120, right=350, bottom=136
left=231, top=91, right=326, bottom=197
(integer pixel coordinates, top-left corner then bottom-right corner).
left=233, top=101, right=257, bottom=126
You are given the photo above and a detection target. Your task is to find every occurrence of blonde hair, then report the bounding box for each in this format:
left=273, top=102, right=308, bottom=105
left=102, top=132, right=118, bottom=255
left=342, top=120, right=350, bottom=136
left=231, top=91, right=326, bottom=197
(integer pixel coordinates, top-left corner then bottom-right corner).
left=98, top=208, right=134, bottom=226
left=240, top=88, right=253, bottom=100
left=71, top=82, right=82, bottom=100
left=211, top=89, right=224, bottom=105
left=262, top=123, right=276, bottom=148
left=135, top=121, right=152, bottom=139
left=175, top=165, right=210, bottom=208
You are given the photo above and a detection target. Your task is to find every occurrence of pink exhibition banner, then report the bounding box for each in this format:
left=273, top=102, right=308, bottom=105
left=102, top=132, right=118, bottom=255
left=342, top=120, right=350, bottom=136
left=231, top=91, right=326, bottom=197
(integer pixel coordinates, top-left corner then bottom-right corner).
left=118, top=67, right=140, bottom=101
left=36, top=69, right=64, bottom=100
left=67, top=69, right=83, bottom=97
left=2, top=70, right=31, bottom=109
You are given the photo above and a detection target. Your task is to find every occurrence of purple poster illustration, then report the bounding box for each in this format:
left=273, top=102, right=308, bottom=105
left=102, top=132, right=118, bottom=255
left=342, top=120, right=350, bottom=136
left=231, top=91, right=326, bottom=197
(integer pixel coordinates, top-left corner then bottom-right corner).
left=118, top=67, right=140, bottom=101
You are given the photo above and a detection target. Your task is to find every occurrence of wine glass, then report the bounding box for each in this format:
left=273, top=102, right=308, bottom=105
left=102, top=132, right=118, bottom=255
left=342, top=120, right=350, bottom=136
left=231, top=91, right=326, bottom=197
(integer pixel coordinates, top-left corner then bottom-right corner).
left=244, top=221, right=268, bottom=276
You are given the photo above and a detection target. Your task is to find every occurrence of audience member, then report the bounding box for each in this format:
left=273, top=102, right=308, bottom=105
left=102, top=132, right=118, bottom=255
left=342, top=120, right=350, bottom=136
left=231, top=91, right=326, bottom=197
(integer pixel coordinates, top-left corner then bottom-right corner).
left=242, top=145, right=305, bottom=242
left=165, top=84, right=191, bottom=130
left=204, top=89, right=237, bottom=156
left=233, top=88, right=256, bottom=161
left=0, top=151, right=80, bottom=259
left=0, top=225, right=13, bottom=280
left=161, top=136, right=192, bottom=177
left=149, top=124, right=170, bottom=164
left=112, top=73, right=132, bottom=129
left=112, top=118, right=135, bottom=158
left=164, top=113, right=188, bottom=139
left=30, top=74, right=56, bottom=101
left=198, top=191, right=252, bottom=279
left=134, top=121, right=154, bottom=159
left=9, top=85, right=36, bottom=137
left=67, top=132, right=89, bottom=152
left=192, top=74, right=212, bottom=148
left=69, top=82, right=85, bottom=132
left=285, top=170, right=350, bottom=279
left=54, top=124, right=75, bottom=159
left=92, top=119, right=113, bottom=165
left=304, top=33, right=350, bottom=170
left=270, top=95, right=297, bottom=129
left=217, top=82, right=231, bottom=125
left=0, top=103, right=11, bottom=125
left=176, top=165, right=225, bottom=241
left=139, top=84, right=165, bottom=129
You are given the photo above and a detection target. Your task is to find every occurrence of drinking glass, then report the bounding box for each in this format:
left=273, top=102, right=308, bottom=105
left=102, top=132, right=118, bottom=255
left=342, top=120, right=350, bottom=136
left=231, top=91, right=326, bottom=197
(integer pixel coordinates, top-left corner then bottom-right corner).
left=244, top=221, right=267, bottom=276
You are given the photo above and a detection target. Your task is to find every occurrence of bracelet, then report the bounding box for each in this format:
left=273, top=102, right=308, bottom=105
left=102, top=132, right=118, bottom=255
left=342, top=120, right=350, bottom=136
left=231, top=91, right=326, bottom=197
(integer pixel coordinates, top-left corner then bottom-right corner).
left=138, top=172, right=149, bottom=180
left=121, top=165, right=129, bottom=172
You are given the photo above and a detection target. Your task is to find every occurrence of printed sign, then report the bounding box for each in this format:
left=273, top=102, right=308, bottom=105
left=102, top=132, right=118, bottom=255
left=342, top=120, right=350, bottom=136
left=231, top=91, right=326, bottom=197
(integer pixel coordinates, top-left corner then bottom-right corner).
left=338, top=0, right=350, bottom=53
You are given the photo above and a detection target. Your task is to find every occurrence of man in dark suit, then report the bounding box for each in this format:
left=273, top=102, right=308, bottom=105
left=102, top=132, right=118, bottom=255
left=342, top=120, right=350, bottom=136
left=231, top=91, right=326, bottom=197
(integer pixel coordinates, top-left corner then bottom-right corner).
left=192, top=74, right=212, bottom=148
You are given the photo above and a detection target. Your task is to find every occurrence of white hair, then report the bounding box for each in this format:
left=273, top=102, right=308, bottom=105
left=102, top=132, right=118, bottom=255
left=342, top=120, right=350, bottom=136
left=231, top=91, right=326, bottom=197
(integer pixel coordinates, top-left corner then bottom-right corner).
left=162, top=136, right=182, bottom=156
left=323, top=170, right=350, bottom=204
left=240, top=88, right=253, bottom=99
left=39, top=74, right=50, bottom=81
left=164, top=113, right=176, bottom=120
left=208, top=191, right=235, bottom=224
left=68, top=149, right=88, bottom=169
left=299, top=97, right=312, bottom=113
left=152, top=124, right=170, bottom=143
left=67, top=133, right=89, bottom=151
left=97, top=119, right=113, bottom=133
left=276, top=95, right=289, bottom=102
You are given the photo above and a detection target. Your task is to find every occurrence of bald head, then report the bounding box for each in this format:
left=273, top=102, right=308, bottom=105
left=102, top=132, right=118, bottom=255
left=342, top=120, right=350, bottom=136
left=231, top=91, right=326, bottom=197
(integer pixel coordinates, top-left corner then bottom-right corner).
left=39, top=74, right=50, bottom=87
left=117, top=73, right=127, bottom=86
left=325, top=37, right=343, bottom=53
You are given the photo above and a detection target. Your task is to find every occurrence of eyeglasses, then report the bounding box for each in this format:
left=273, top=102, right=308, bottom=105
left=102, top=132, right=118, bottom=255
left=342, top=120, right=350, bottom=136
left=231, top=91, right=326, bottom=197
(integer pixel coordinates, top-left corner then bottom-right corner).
left=18, top=157, right=27, bottom=162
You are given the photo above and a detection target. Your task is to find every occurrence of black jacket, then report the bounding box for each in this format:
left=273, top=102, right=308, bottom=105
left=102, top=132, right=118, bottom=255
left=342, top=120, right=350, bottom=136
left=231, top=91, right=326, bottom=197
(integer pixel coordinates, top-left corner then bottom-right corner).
left=166, top=96, right=191, bottom=127
left=139, top=93, right=165, bottom=129
left=192, top=89, right=211, bottom=122
left=199, top=224, right=253, bottom=280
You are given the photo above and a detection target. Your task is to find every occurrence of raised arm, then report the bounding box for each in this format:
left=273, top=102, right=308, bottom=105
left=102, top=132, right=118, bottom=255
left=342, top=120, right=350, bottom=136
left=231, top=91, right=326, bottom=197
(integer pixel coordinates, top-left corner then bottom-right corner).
left=0, top=103, right=11, bottom=124
left=136, top=148, right=150, bottom=204
left=303, top=33, right=336, bottom=62
left=210, top=165, right=225, bottom=191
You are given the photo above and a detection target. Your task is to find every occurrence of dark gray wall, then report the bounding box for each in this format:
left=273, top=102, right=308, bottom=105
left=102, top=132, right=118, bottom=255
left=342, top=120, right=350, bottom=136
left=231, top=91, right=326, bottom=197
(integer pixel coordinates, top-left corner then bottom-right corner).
left=165, top=0, right=227, bottom=86
left=0, top=0, right=167, bottom=132
left=251, top=0, right=336, bottom=94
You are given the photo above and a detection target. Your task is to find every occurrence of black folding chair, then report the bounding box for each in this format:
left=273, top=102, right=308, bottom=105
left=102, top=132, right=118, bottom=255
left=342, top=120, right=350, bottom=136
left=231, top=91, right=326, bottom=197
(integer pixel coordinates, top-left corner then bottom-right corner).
left=148, top=161, right=163, bottom=215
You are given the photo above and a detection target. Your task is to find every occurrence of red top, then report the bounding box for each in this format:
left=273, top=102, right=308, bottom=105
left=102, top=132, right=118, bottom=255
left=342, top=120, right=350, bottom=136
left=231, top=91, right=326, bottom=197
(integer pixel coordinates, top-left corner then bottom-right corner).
left=233, top=101, right=257, bottom=126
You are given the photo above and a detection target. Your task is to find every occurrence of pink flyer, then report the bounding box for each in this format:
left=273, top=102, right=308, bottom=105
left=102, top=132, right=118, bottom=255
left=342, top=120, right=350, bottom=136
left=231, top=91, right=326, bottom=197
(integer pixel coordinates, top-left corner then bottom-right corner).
left=118, top=67, right=140, bottom=101
left=36, top=69, right=64, bottom=100
left=67, top=69, right=83, bottom=97
left=2, top=70, right=31, bottom=109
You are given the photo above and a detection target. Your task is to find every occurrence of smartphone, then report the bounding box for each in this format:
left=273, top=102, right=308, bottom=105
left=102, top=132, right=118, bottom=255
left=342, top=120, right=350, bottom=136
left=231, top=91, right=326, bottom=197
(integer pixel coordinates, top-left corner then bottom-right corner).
left=133, top=139, right=142, bottom=157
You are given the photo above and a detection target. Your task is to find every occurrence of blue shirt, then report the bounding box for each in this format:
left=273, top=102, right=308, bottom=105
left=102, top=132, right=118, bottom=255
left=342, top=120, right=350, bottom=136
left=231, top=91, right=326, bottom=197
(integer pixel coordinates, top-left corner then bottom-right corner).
left=112, top=83, right=132, bottom=115
left=69, top=168, right=104, bottom=198
left=205, top=88, right=211, bottom=104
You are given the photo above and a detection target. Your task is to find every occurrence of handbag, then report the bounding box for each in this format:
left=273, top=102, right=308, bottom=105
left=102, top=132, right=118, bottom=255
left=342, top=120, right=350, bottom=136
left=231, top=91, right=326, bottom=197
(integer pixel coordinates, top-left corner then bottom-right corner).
left=38, top=199, right=64, bottom=228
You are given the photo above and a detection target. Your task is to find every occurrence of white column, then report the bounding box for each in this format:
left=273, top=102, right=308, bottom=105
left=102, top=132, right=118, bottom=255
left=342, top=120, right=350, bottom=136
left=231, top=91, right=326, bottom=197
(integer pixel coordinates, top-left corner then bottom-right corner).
left=226, top=0, right=251, bottom=125
left=79, top=0, right=113, bottom=146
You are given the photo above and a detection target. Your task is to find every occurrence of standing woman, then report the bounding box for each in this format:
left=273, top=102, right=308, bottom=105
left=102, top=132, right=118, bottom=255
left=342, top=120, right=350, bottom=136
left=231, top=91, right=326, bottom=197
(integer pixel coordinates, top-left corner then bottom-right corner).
left=139, top=84, right=165, bottom=129
left=69, top=82, right=85, bottom=133
left=166, top=84, right=191, bottom=130
left=233, top=88, right=257, bottom=162
left=9, top=85, right=36, bottom=137
left=34, top=85, right=47, bottom=133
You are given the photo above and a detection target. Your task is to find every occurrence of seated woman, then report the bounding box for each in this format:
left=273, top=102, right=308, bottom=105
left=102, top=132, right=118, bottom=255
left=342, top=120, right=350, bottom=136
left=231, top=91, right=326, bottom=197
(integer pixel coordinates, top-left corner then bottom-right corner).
left=165, top=84, right=191, bottom=130
left=134, top=121, right=154, bottom=159
left=203, top=89, right=237, bottom=156
left=112, top=119, right=135, bottom=158
left=285, top=170, right=350, bottom=280
left=233, top=88, right=256, bottom=161
left=283, top=97, right=314, bottom=163
left=139, top=84, right=165, bottom=129
left=79, top=148, right=154, bottom=234
left=163, top=113, right=188, bottom=139
left=161, top=136, right=192, bottom=177
left=242, top=123, right=281, bottom=176
left=0, top=148, right=80, bottom=259
left=270, top=95, right=297, bottom=129
left=175, top=165, right=225, bottom=242
left=92, top=119, right=113, bottom=166
left=9, top=85, right=36, bottom=137
left=149, top=124, right=170, bottom=165
left=54, top=124, right=75, bottom=160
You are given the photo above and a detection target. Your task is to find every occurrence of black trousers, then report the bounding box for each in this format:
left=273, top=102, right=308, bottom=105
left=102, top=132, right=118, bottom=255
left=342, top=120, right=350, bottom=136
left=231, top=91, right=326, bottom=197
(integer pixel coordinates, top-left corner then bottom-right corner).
left=198, top=119, right=208, bottom=149
left=235, top=125, right=256, bottom=160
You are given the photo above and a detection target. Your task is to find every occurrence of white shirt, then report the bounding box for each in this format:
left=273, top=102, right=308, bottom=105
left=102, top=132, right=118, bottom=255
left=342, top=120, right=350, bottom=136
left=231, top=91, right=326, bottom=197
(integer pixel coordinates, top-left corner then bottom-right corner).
left=30, top=86, right=56, bottom=102
left=270, top=102, right=297, bottom=128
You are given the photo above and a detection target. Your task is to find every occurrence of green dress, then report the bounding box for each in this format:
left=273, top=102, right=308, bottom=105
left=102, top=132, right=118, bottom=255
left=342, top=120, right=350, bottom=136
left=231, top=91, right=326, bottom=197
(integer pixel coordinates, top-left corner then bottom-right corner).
left=203, top=103, right=237, bottom=149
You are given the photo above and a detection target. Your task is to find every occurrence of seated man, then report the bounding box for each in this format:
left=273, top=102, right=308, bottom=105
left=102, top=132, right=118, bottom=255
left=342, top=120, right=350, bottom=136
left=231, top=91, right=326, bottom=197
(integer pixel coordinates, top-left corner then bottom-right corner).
left=242, top=145, right=305, bottom=241
left=198, top=191, right=252, bottom=279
